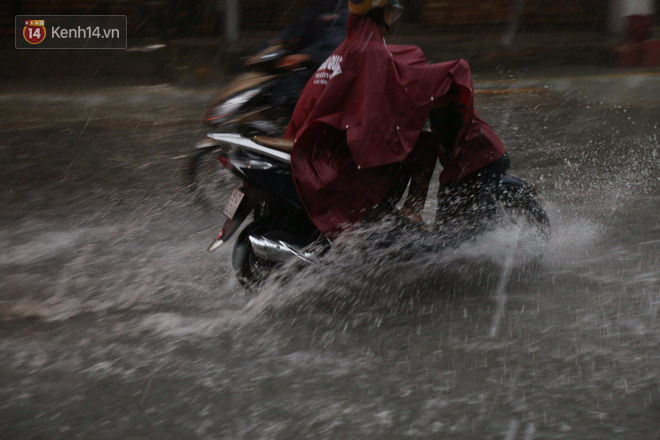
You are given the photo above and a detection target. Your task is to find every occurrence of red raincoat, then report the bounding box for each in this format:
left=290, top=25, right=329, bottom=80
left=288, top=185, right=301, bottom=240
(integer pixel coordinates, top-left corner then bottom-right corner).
left=285, top=14, right=506, bottom=236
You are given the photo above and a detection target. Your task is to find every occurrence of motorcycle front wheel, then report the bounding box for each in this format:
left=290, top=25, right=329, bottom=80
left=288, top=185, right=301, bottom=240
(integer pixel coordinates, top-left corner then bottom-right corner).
left=185, top=147, right=235, bottom=211
left=497, top=177, right=551, bottom=241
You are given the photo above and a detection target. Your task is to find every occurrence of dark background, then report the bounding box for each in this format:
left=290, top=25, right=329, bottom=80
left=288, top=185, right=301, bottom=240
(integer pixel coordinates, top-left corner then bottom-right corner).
left=0, top=0, right=628, bottom=42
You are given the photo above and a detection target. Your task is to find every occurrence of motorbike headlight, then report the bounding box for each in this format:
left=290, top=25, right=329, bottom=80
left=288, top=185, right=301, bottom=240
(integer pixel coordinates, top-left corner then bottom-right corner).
left=257, top=50, right=284, bottom=64
left=206, top=87, right=263, bottom=125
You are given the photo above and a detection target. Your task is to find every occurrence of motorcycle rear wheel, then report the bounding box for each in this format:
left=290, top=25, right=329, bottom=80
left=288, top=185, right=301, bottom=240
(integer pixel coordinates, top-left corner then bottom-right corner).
left=232, top=221, right=298, bottom=291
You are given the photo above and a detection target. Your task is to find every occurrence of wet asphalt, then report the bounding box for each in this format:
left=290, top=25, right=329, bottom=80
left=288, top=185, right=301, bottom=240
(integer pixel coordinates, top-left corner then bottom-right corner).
left=1, top=67, right=659, bottom=439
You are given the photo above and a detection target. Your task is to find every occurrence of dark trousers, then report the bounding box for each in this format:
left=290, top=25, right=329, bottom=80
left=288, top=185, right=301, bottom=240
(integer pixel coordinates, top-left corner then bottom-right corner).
left=435, top=153, right=510, bottom=235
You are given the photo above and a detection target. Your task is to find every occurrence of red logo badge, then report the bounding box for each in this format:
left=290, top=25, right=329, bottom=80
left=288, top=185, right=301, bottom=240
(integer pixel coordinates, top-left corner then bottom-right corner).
left=23, top=20, right=46, bottom=45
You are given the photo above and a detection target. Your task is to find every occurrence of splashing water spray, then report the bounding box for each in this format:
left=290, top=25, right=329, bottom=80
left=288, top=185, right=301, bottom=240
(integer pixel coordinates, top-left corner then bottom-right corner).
left=489, top=202, right=523, bottom=338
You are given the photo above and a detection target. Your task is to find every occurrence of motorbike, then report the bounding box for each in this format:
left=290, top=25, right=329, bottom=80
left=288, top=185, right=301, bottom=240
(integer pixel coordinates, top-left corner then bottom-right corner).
left=203, top=132, right=551, bottom=290
left=186, top=41, right=313, bottom=210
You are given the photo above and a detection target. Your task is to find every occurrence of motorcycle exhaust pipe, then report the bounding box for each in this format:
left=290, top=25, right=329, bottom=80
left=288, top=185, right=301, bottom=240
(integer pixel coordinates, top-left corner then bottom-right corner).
left=248, top=235, right=316, bottom=265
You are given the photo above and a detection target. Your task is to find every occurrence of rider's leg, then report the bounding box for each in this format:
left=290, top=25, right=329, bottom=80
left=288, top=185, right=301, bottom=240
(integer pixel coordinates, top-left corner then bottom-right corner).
left=400, top=132, right=439, bottom=224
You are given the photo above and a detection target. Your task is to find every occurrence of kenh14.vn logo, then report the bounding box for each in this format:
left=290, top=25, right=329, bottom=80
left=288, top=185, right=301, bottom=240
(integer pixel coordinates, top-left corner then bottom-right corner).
left=16, top=16, right=127, bottom=49
left=23, top=20, right=46, bottom=44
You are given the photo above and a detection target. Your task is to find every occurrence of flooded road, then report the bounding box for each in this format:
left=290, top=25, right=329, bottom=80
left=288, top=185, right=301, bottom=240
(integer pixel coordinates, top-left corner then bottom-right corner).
left=1, top=69, right=659, bottom=439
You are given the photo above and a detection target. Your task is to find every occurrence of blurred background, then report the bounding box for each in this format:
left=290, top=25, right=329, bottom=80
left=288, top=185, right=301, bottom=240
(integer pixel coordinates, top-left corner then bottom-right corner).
left=1, top=0, right=659, bottom=82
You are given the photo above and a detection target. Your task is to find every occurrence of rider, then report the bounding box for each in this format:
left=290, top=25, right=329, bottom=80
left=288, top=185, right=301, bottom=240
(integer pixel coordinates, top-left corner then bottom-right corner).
left=285, top=0, right=508, bottom=237
left=276, top=0, right=348, bottom=69
left=260, top=0, right=348, bottom=108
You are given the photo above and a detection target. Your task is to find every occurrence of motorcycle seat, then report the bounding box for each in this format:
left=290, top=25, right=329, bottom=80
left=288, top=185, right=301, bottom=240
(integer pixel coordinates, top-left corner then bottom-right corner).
left=252, top=136, right=295, bottom=153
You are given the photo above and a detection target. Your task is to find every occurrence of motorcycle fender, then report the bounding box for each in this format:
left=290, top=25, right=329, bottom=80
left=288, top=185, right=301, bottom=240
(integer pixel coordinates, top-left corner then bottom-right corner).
left=195, top=138, right=220, bottom=150
left=213, top=72, right=275, bottom=103
left=208, top=193, right=255, bottom=252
